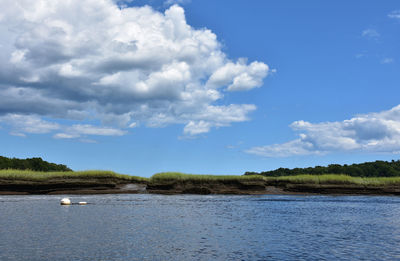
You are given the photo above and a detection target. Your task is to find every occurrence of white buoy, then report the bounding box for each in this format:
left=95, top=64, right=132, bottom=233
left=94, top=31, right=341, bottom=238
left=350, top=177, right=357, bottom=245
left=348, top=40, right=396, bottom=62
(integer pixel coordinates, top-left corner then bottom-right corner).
left=78, top=201, right=87, bottom=205
left=60, top=198, right=71, bottom=205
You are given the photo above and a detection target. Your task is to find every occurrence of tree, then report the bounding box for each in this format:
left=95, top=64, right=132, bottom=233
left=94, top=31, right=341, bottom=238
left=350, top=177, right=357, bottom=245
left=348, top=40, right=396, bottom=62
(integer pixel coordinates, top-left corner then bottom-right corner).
left=0, top=156, right=72, bottom=172
left=245, top=159, right=400, bottom=177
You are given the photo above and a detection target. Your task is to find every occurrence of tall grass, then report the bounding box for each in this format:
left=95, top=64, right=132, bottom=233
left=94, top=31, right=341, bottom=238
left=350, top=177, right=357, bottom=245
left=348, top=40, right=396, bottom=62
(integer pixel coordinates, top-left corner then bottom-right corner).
left=0, top=169, right=148, bottom=182
left=150, top=172, right=265, bottom=183
left=3, top=170, right=400, bottom=187
left=265, top=174, right=400, bottom=186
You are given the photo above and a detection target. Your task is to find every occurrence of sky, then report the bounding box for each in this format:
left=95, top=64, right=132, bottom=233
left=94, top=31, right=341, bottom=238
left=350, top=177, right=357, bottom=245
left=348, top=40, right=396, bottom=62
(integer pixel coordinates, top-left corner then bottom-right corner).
left=0, top=0, right=399, bottom=177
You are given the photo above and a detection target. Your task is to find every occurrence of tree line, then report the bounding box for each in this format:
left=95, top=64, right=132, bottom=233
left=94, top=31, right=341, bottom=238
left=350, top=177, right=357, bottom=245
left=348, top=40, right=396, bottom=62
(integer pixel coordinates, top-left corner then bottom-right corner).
left=244, top=160, right=400, bottom=177
left=0, top=156, right=72, bottom=172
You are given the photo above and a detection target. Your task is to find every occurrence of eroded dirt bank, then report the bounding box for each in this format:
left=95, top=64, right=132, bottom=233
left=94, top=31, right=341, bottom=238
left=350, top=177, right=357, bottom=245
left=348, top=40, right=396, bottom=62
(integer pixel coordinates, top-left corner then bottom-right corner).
left=0, top=179, right=146, bottom=195
left=147, top=180, right=400, bottom=195
left=1, top=179, right=400, bottom=195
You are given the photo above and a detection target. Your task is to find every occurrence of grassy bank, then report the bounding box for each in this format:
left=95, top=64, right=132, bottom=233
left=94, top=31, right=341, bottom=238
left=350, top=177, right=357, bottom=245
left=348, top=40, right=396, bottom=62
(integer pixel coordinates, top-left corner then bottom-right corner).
left=3, top=170, right=400, bottom=186
left=0, top=169, right=148, bottom=183
left=150, top=172, right=400, bottom=186
left=264, top=174, right=400, bottom=187
left=2, top=170, right=400, bottom=195
left=148, top=172, right=266, bottom=194
left=150, top=172, right=264, bottom=183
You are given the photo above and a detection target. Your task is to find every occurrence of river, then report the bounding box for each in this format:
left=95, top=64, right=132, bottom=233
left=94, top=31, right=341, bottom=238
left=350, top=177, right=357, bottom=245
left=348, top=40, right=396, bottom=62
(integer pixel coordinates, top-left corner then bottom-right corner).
left=1, top=194, right=400, bottom=260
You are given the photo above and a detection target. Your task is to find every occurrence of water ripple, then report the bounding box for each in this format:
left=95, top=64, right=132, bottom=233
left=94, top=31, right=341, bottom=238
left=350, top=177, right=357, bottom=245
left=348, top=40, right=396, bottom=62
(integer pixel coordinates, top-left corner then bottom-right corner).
left=1, top=194, right=400, bottom=260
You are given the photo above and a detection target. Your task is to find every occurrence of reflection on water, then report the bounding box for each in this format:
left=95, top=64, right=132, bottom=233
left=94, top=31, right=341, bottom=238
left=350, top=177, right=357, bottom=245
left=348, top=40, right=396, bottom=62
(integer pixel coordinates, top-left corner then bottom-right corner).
left=1, top=194, right=400, bottom=260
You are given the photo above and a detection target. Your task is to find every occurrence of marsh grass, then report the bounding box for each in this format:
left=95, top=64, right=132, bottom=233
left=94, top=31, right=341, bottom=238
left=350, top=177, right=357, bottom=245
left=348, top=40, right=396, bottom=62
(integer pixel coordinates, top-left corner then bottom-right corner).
left=0, top=169, right=148, bottom=183
left=360, top=177, right=400, bottom=186
left=265, top=174, right=400, bottom=186
left=2, top=170, right=400, bottom=187
left=150, top=172, right=265, bottom=183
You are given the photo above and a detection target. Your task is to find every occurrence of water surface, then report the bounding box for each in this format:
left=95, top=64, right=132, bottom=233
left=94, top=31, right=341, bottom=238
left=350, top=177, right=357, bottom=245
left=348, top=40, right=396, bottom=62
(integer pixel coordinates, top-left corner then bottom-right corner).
left=1, top=194, right=400, bottom=260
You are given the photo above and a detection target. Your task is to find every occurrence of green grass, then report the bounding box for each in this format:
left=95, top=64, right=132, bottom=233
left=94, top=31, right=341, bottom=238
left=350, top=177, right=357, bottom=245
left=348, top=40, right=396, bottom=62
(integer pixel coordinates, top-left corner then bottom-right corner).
left=150, top=172, right=265, bottom=183
left=0, top=169, right=148, bottom=183
left=265, top=174, right=400, bottom=186
left=149, top=173, right=400, bottom=188
left=2, top=170, right=400, bottom=188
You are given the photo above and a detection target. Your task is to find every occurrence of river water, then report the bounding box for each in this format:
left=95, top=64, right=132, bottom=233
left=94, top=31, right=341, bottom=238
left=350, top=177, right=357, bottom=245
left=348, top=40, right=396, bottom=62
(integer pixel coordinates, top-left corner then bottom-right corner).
left=1, top=194, right=400, bottom=260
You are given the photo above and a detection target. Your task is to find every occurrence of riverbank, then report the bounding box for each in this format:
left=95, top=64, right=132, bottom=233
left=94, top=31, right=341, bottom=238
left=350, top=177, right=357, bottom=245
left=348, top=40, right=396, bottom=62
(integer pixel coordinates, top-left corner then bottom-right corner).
left=0, top=170, right=147, bottom=195
left=1, top=170, right=400, bottom=195
left=147, top=173, right=400, bottom=195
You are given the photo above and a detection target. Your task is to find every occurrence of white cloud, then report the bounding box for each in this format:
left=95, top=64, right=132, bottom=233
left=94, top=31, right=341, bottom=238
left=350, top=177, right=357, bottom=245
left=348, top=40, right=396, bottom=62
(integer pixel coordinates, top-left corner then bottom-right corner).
left=53, top=133, right=80, bottom=139
left=388, top=10, right=400, bottom=19
left=246, top=104, right=400, bottom=157
left=10, top=132, right=27, bottom=137
left=184, top=120, right=211, bottom=135
left=206, top=60, right=270, bottom=91
left=0, top=113, right=125, bottom=140
left=128, top=122, right=137, bottom=128
left=381, top=58, right=394, bottom=64
left=0, top=114, right=60, bottom=134
left=54, top=124, right=126, bottom=139
left=362, top=29, right=380, bottom=39
left=246, top=139, right=320, bottom=157
left=182, top=104, right=256, bottom=135
left=0, top=0, right=270, bottom=137
left=70, top=124, right=126, bottom=136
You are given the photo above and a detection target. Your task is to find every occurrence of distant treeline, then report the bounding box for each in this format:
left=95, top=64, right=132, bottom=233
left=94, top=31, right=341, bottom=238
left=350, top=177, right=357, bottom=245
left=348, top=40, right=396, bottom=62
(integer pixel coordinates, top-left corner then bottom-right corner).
left=245, top=160, right=400, bottom=177
left=0, top=156, right=71, bottom=172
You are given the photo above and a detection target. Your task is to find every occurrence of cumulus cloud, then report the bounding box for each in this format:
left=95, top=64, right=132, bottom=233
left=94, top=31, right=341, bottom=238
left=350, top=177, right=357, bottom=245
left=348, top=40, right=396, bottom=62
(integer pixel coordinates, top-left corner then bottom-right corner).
left=183, top=104, right=256, bottom=135
left=0, top=114, right=60, bottom=135
left=246, top=104, right=400, bottom=157
left=184, top=120, right=211, bottom=135
left=0, top=112, right=125, bottom=140
left=0, top=0, right=270, bottom=137
left=206, top=59, right=271, bottom=91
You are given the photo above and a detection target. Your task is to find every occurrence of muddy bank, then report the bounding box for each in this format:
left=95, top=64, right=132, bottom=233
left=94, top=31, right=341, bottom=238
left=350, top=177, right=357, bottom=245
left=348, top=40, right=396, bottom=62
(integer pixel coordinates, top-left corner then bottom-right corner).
left=1, top=179, right=400, bottom=195
left=0, top=179, right=267, bottom=195
left=279, top=184, right=400, bottom=195
left=147, top=180, right=400, bottom=195
left=263, top=179, right=400, bottom=195
left=147, top=180, right=267, bottom=195
left=0, top=178, right=146, bottom=195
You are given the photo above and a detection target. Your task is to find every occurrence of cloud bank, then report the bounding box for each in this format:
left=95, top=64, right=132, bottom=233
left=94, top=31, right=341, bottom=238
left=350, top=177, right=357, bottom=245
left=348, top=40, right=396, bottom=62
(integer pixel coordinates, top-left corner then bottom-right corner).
left=246, top=105, right=400, bottom=157
left=0, top=0, right=270, bottom=138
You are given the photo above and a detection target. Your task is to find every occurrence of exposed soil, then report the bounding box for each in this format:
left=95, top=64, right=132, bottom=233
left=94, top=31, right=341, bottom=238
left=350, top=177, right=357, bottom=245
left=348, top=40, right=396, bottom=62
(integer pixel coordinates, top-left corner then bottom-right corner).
left=1, top=179, right=400, bottom=195
left=146, top=180, right=400, bottom=195
left=0, top=179, right=146, bottom=195
left=146, top=180, right=268, bottom=195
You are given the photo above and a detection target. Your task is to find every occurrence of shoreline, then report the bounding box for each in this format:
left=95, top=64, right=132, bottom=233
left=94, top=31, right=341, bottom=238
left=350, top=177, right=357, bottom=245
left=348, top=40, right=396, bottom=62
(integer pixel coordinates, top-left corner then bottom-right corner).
left=1, top=181, right=400, bottom=196
left=2, top=171, right=400, bottom=196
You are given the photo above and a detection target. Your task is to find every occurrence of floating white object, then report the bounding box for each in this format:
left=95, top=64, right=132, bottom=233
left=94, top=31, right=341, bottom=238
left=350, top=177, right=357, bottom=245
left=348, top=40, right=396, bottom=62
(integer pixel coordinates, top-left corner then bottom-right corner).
left=79, top=202, right=87, bottom=205
left=60, top=198, right=71, bottom=205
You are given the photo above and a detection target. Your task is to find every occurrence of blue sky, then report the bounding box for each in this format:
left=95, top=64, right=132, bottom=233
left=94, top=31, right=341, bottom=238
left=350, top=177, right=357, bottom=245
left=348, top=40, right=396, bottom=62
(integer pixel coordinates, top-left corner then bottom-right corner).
left=0, top=0, right=399, bottom=176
